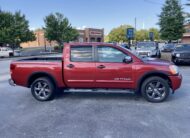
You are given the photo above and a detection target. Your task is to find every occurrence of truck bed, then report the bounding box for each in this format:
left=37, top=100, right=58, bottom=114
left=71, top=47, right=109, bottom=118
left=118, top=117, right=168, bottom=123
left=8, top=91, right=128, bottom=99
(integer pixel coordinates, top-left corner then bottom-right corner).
left=18, top=57, right=62, bottom=62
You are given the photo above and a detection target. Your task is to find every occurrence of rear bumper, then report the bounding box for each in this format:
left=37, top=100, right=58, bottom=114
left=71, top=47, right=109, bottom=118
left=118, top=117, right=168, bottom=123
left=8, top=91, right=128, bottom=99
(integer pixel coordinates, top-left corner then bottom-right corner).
left=8, top=79, right=16, bottom=86
left=169, top=74, right=182, bottom=91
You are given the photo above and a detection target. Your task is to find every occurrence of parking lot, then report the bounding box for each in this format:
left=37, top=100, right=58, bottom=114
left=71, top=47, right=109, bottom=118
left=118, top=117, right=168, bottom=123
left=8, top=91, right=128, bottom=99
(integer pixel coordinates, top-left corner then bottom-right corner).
left=0, top=55, right=190, bottom=138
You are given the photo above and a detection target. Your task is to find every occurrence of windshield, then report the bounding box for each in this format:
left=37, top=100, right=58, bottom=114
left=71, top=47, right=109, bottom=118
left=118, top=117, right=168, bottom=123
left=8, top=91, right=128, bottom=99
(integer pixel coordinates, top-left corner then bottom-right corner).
left=175, top=44, right=190, bottom=51
left=165, top=44, right=175, bottom=48
left=137, top=42, right=156, bottom=50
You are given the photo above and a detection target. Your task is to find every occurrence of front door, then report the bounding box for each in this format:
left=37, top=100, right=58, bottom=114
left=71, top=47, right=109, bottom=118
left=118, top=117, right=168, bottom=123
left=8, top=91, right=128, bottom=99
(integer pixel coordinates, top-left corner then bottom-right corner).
left=64, top=45, right=96, bottom=88
left=95, top=46, right=134, bottom=89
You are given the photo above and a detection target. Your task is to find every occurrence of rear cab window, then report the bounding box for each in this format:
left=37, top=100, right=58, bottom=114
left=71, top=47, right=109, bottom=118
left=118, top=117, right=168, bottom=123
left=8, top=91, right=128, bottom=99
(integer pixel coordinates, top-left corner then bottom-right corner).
left=70, top=46, right=94, bottom=62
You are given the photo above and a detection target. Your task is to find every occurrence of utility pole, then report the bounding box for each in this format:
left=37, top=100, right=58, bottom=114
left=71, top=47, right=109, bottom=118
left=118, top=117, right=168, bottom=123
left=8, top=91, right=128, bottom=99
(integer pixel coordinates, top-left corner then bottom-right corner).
left=135, top=17, right=137, bottom=33
left=134, top=17, right=137, bottom=44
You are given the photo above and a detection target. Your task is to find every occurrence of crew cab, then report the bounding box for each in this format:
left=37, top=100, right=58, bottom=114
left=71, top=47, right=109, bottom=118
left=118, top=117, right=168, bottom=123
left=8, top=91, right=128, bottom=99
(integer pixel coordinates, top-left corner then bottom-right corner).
left=9, top=43, right=182, bottom=103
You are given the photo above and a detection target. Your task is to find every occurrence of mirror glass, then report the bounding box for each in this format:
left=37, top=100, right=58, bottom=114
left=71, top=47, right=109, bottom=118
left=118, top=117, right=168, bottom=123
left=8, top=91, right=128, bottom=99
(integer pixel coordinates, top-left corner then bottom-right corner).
left=123, top=56, right=132, bottom=63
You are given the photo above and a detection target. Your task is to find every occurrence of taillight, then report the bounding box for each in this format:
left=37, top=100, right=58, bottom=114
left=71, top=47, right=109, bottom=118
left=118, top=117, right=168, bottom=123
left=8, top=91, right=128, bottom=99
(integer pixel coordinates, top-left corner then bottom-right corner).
left=10, top=64, right=16, bottom=70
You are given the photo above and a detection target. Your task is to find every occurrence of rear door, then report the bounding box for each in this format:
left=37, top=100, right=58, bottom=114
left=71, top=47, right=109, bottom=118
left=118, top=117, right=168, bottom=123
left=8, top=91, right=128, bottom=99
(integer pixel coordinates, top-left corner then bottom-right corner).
left=64, top=45, right=96, bottom=88
left=95, top=45, right=134, bottom=89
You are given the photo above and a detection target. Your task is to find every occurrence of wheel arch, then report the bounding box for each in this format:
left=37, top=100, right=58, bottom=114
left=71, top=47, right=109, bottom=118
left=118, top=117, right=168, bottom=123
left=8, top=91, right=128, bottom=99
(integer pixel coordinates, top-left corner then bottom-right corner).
left=27, top=72, right=57, bottom=88
left=136, top=71, right=172, bottom=93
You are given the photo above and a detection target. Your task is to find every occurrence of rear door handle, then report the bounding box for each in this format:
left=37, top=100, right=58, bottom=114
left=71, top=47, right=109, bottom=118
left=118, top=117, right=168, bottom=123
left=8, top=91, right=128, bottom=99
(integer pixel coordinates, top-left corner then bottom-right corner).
left=67, top=64, right=74, bottom=68
left=97, top=65, right=105, bottom=69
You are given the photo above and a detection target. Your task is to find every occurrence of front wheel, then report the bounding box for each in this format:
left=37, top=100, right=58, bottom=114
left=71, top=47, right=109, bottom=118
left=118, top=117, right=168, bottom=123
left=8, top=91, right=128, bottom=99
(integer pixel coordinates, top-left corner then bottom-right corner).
left=31, top=77, right=55, bottom=101
left=141, top=77, right=170, bottom=103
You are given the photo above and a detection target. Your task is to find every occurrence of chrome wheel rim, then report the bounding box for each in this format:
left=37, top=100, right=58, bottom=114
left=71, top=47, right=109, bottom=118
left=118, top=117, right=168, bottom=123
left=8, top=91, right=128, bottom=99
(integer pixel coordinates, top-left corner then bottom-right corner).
left=34, top=81, right=51, bottom=100
left=145, top=81, right=166, bottom=100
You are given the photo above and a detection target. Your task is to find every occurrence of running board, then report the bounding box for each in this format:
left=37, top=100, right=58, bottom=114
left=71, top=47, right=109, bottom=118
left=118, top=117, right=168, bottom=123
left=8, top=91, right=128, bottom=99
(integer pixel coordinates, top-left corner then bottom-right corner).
left=64, top=89, right=135, bottom=94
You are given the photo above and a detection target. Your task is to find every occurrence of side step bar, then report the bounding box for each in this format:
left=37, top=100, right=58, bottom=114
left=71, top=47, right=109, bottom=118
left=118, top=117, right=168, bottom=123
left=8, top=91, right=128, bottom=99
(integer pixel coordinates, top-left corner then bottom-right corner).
left=64, top=88, right=135, bottom=94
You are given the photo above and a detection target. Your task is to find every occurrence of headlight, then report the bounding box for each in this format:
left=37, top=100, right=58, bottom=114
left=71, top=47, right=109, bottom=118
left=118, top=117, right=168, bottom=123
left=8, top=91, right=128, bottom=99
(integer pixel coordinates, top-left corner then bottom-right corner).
left=176, top=53, right=180, bottom=57
left=169, top=65, right=179, bottom=75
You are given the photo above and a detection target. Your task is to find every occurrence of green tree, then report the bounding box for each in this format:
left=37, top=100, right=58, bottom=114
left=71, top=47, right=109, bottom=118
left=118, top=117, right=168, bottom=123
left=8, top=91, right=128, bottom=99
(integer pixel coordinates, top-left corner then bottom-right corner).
left=104, top=35, right=110, bottom=42
left=12, top=11, right=36, bottom=46
left=149, top=28, right=160, bottom=40
left=108, top=25, right=133, bottom=43
left=0, top=11, right=14, bottom=44
left=0, top=10, right=35, bottom=47
left=135, top=29, right=149, bottom=41
left=158, top=0, right=184, bottom=42
left=44, top=12, right=78, bottom=46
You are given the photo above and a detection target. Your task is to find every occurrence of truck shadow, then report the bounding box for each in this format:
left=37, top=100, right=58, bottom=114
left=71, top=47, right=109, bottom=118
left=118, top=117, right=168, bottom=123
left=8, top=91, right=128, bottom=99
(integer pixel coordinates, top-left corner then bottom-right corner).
left=55, top=92, right=142, bottom=101
left=55, top=91, right=182, bottom=102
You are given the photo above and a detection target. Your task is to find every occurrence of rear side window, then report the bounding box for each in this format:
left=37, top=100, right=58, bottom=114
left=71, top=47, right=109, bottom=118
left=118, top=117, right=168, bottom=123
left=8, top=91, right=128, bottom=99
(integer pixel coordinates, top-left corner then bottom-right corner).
left=97, top=46, right=127, bottom=63
left=71, top=46, right=93, bottom=62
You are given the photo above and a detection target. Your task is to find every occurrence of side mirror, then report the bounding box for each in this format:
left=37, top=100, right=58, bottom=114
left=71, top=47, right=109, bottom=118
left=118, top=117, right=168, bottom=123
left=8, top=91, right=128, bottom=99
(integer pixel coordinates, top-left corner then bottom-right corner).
left=123, top=56, right=133, bottom=63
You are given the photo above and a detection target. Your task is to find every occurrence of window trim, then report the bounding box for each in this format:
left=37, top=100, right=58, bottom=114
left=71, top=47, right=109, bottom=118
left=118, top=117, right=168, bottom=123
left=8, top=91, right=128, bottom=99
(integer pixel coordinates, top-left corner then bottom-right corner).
left=70, top=45, right=95, bottom=62
left=95, top=45, right=128, bottom=63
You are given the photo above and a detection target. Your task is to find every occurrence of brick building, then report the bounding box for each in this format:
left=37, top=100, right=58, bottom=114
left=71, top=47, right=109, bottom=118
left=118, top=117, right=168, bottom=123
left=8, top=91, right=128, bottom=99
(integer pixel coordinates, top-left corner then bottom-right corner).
left=181, top=24, right=190, bottom=44
left=20, top=28, right=104, bottom=48
left=76, top=28, right=104, bottom=42
left=20, top=29, right=57, bottom=48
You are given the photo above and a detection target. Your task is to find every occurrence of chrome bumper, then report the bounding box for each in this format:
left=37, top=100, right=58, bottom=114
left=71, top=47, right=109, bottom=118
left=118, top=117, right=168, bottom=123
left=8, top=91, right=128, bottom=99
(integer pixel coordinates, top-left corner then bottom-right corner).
left=8, top=79, right=16, bottom=86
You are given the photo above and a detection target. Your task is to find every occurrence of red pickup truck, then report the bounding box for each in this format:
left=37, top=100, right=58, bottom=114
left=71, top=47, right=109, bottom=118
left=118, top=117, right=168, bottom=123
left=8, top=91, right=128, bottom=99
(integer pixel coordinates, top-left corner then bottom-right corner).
left=9, top=43, right=182, bottom=103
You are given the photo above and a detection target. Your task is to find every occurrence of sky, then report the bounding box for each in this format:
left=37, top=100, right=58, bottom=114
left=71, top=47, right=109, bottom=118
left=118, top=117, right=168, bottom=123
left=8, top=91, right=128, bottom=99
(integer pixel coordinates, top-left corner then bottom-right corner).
left=0, top=0, right=189, bottom=34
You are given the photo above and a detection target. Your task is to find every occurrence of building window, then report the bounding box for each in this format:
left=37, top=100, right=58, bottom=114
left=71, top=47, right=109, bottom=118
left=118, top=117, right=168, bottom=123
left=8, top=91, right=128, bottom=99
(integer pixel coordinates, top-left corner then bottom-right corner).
left=97, top=38, right=102, bottom=42
left=90, top=37, right=95, bottom=42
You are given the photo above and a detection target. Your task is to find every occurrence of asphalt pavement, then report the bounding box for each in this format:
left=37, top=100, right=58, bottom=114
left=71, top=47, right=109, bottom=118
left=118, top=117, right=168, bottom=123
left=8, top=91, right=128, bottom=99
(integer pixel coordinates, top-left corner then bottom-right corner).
left=0, top=57, right=190, bottom=138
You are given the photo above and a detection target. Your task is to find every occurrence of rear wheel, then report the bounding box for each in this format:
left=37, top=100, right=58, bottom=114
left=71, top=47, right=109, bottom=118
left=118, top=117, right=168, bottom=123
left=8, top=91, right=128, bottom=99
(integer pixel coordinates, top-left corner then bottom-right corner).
left=31, top=77, right=55, bottom=101
left=157, top=52, right=161, bottom=58
left=141, top=77, right=170, bottom=103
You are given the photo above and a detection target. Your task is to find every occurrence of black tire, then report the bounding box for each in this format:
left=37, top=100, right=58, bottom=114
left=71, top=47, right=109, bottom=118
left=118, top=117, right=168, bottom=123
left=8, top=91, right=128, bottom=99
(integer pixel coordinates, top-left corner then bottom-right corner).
left=157, top=52, right=161, bottom=58
left=141, top=77, right=170, bottom=103
left=31, top=77, right=55, bottom=101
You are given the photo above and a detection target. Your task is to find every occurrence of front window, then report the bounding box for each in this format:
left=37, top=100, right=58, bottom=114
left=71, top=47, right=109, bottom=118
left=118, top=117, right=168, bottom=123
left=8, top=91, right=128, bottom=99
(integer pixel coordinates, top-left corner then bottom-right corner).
left=97, top=46, right=127, bottom=63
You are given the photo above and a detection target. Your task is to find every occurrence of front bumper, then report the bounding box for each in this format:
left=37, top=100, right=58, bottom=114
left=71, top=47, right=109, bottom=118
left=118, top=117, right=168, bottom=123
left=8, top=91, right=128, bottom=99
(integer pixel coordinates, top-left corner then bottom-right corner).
left=169, top=74, right=182, bottom=91
left=176, top=58, right=190, bottom=63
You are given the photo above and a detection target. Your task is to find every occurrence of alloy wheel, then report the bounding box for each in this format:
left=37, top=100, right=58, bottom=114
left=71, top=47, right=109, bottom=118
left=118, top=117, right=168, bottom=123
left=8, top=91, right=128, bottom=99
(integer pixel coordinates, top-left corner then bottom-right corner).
left=33, top=81, right=51, bottom=100
left=145, top=81, right=166, bottom=101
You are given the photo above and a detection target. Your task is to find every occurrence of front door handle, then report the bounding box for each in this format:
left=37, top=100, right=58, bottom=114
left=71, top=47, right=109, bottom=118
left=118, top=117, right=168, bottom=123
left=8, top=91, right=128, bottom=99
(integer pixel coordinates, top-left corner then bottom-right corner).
left=67, top=64, right=74, bottom=68
left=97, top=65, right=105, bottom=69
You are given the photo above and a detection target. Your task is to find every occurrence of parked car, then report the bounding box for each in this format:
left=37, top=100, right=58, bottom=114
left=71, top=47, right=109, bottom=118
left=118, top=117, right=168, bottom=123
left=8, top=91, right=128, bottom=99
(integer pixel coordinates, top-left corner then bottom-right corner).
left=120, top=43, right=131, bottom=50
left=172, top=44, right=190, bottom=64
left=9, top=42, right=182, bottom=103
left=162, top=43, right=175, bottom=52
left=0, top=47, right=21, bottom=58
left=13, top=47, right=22, bottom=57
left=0, top=47, right=14, bottom=58
left=136, top=42, right=161, bottom=58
